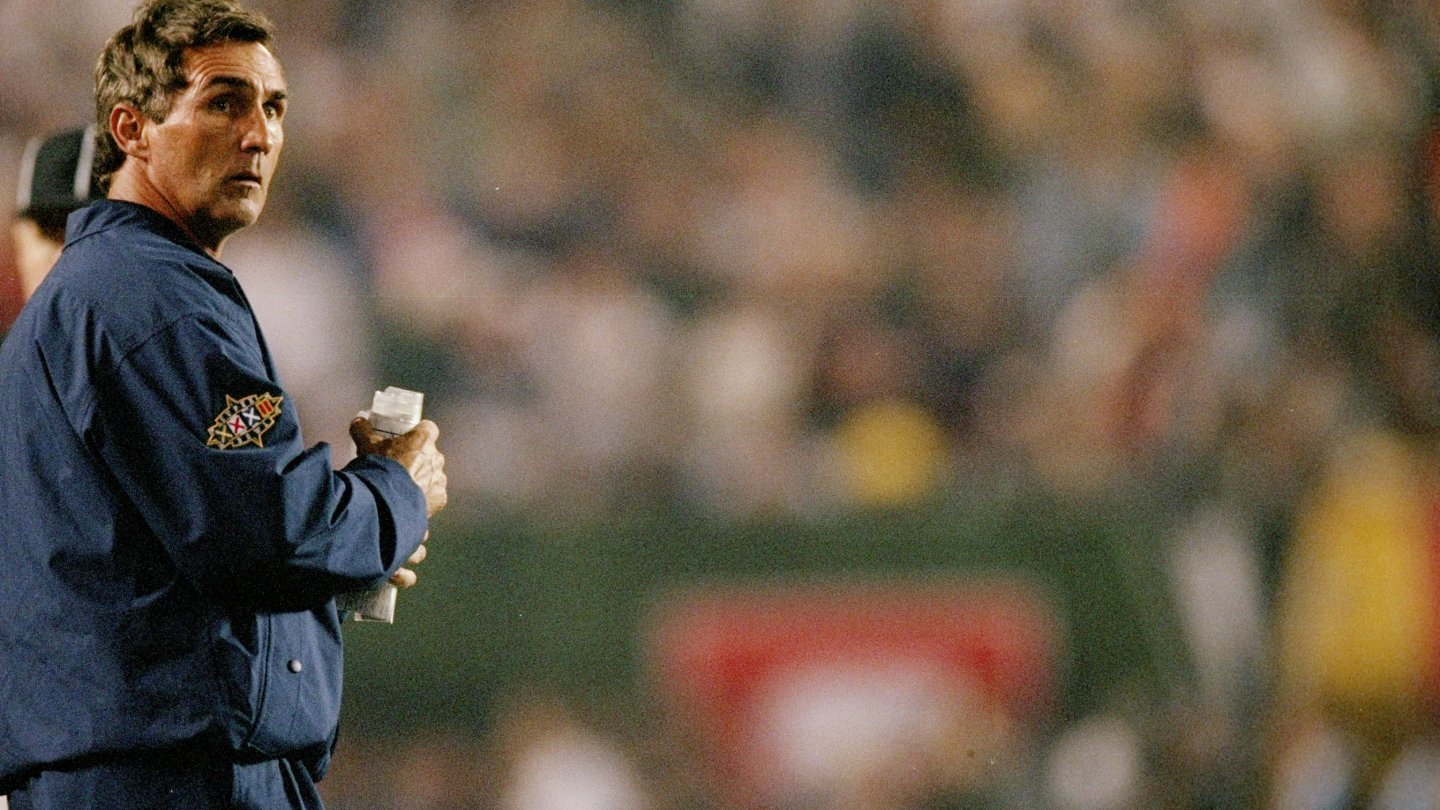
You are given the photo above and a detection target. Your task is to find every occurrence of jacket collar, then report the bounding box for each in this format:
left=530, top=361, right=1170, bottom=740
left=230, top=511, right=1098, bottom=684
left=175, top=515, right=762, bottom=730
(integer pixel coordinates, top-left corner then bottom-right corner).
left=65, top=199, right=208, bottom=259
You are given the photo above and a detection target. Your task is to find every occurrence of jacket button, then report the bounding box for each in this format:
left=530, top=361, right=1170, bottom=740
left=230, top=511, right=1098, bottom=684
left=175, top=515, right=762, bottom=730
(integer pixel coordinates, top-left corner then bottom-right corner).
left=287, top=659, right=303, bottom=673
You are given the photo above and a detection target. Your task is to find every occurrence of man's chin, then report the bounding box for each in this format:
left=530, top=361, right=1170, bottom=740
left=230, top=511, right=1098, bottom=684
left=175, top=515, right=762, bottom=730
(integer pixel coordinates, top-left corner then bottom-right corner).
left=196, top=202, right=265, bottom=249
left=223, top=196, right=268, bottom=226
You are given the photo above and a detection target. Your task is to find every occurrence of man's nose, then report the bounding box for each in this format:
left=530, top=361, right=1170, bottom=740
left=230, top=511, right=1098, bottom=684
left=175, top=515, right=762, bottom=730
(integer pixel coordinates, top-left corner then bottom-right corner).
left=240, top=106, right=277, bottom=154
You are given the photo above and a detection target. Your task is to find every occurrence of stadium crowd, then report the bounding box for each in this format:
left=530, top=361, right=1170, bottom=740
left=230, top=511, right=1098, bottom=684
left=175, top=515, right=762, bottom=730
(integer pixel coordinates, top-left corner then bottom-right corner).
left=4, top=0, right=1440, bottom=807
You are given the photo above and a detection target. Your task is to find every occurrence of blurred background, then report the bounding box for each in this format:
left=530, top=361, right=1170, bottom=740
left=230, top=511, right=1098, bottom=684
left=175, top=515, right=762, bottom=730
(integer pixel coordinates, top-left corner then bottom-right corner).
left=5, top=0, right=1440, bottom=807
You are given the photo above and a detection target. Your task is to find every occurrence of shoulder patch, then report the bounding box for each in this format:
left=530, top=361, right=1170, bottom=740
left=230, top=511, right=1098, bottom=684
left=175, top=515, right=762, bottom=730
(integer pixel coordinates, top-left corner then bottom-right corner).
left=207, top=393, right=284, bottom=449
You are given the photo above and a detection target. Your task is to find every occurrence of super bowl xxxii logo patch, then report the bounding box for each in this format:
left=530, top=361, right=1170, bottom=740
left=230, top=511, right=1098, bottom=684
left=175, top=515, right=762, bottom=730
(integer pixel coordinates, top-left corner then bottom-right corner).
left=207, top=393, right=284, bottom=449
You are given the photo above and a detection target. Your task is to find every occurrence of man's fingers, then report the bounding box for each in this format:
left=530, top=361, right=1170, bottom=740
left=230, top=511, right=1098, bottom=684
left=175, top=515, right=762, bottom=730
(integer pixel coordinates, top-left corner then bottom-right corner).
left=413, top=419, right=440, bottom=443
left=395, top=420, right=438, bottom=452
left=386, top=537, right=427, bottom=589
left=349, top=416, right=382, bottom=454
left=353, top=417, right=447, bottom=517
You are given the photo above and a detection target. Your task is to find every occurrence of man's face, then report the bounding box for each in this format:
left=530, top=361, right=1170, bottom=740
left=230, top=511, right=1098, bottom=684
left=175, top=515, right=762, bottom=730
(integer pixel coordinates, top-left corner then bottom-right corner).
left=10, top=218, right=63, bottom=299
left=142, top=41, right=286, bottom=250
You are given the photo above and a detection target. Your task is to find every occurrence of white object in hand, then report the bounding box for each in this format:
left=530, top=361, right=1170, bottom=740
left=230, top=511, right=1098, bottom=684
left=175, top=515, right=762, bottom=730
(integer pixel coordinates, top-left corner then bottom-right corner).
left=336, top=386, right=424, bottom=623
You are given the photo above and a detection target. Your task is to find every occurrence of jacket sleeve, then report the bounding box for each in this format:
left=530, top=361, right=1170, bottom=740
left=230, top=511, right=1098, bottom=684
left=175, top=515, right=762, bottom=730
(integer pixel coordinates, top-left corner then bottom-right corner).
left=83, top=312, right=428, bottom=611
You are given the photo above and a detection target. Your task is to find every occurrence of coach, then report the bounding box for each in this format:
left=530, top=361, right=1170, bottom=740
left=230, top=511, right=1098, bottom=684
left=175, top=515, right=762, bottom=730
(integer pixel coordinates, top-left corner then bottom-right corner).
left=0, top=1, right=446, bottom=808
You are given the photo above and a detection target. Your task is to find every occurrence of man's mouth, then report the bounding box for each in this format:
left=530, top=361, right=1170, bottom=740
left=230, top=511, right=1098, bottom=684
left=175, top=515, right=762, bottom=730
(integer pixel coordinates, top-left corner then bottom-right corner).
left=228, top=171, right=263, bottom=186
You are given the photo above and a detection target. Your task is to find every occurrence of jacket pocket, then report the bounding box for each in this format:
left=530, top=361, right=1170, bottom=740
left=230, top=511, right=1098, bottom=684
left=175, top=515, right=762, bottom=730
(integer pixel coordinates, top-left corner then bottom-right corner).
left=240, top=606, right=344, bottom=758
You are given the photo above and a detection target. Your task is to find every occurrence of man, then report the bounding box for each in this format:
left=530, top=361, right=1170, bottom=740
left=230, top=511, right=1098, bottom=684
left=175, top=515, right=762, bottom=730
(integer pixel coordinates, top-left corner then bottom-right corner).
left=10, top=125, right=100, bottom=300
left=0, top=120, right=101, bottom=810
left=0, top=1, right=447, bottom=808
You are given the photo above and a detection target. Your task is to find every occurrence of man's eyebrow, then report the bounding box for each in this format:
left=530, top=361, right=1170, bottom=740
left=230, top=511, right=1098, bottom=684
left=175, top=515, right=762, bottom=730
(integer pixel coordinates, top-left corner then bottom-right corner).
left=200, top=75, right=288, bottom=100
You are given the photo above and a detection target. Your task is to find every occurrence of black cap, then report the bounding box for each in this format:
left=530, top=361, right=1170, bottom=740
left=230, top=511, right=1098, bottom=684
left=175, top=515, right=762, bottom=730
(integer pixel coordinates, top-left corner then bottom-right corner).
left=16, top=125, right=99, bottom=217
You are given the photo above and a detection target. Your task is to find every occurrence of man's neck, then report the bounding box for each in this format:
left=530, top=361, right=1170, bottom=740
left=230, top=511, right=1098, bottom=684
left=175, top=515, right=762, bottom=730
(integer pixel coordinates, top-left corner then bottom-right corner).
left=106, top=167, right=224, bottom=259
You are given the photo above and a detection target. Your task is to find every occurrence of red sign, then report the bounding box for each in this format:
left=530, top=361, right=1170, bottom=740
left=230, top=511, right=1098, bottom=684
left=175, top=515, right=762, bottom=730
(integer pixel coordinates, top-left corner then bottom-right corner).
left=645, top=579, right=1059, bottom=807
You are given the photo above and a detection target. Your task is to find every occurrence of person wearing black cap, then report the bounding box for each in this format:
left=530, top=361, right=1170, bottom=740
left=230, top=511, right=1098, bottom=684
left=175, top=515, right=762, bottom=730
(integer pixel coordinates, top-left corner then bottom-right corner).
left=10, top=125, right=99, bottom=300
left=1, top=124, right=99, bottom=810
left=0, top=1, right=447, bottom=808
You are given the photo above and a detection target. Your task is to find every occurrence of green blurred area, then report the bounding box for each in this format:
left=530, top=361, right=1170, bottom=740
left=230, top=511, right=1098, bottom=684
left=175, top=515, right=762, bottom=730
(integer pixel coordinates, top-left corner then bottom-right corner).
left=339, top=480, right=1192, bottom=742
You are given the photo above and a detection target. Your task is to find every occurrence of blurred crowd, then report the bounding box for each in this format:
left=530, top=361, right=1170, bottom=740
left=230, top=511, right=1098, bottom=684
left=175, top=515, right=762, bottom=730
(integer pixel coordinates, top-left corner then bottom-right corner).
left=5, top=0, right=1440, bottom=807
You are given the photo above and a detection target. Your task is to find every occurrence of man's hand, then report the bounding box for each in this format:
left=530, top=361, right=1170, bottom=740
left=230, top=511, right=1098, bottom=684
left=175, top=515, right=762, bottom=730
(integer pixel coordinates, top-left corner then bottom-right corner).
left=350, top=417, right=448, bottom=588
left=350, top=417, right=448, bottom=516
left=388, top=535, right=427, bottom=588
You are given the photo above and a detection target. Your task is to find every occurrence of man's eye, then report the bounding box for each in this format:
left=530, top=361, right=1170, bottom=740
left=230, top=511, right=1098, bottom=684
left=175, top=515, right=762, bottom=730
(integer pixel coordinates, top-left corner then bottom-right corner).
left=264, top=103, right=283, bottom=119
left=211, top=97, right=233, bottom=112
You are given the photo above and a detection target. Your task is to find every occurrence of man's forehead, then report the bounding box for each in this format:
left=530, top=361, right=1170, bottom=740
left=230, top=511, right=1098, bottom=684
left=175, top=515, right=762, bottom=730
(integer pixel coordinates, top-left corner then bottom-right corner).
left=181, top=41, right=285, bottom=91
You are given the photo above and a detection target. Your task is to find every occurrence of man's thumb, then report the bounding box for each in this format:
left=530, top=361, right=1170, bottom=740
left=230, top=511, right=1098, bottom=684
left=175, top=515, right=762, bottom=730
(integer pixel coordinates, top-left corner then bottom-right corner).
left=350, top=416, right=379, bottom=450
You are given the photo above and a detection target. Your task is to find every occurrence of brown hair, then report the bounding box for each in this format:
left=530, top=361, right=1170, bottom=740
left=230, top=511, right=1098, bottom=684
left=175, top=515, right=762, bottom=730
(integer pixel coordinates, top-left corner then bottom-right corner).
left=93, top=0, right=276, bottom=189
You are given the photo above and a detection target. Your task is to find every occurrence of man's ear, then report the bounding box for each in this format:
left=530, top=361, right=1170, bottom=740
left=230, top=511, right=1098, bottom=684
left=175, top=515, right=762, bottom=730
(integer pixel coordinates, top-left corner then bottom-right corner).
left=109, top=103, right=150, bottom=160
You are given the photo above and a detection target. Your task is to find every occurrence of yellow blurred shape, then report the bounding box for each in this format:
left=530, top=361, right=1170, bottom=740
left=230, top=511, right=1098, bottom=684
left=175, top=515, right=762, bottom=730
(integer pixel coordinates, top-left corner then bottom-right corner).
left=834, top=399, right=947, bottom=507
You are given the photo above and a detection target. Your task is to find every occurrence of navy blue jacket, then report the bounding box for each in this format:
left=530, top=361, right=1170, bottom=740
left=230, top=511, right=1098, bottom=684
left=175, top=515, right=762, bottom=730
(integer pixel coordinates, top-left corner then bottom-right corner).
left=0, top=200, right=428, bottom=793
